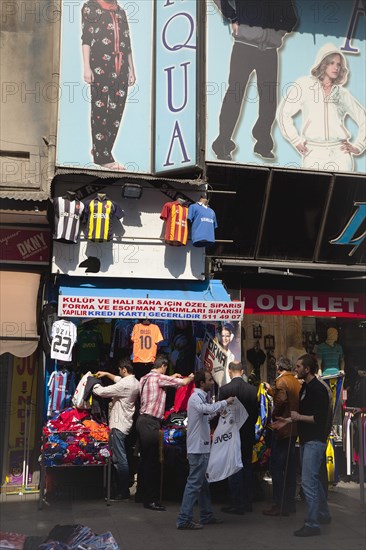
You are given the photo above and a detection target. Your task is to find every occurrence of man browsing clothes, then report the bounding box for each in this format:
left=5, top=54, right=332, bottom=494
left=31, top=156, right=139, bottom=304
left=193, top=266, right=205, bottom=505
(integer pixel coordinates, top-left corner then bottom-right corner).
left=176, top=369, right=234, bottom=530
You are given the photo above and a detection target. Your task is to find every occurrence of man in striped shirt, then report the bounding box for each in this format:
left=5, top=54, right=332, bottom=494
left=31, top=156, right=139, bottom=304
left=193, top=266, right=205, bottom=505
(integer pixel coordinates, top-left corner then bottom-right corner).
left=136, top=355, right=194, bottom=511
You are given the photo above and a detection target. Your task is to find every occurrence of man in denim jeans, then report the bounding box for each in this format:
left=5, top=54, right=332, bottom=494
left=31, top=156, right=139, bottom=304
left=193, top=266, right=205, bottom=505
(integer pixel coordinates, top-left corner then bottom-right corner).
left=176, top=369, right=234, bottom=530
left=94, top=357, right=140, bottom=500
left=272, top=354, right=332, bottom=537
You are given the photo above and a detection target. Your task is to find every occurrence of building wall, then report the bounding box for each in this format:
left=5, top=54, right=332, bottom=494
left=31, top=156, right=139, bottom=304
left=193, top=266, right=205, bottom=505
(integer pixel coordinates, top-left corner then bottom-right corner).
left=0, top=0, right=59, bottom=199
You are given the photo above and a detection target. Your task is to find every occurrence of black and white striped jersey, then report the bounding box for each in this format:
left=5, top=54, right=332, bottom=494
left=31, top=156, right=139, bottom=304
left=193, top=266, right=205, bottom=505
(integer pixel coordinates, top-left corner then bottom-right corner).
left=52, top=197, right=85, bottom=243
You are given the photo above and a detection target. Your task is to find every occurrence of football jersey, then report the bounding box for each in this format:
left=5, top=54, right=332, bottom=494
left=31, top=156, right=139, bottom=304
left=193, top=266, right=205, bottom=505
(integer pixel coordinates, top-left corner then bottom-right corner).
left=131, top=322, right=164, bottom=363
left=41, top=302, right=59, bottom=355
left=188, top=202, right=217, bottom=247
left=77, top=326, right=104, bottom=364
left=47, top=370, right=76, bottom=417
left=50, top=320, right=77, bottom=362
left=83, top=195, right=124, bottom=242
left=52, top=196, right=85, bottom=243
left=160, top=201, right=189, bottom=246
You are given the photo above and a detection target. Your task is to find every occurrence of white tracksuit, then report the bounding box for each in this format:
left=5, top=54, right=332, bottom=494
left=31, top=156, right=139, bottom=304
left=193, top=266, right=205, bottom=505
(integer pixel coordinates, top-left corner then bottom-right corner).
left=277, top=45, right=366, bottom=172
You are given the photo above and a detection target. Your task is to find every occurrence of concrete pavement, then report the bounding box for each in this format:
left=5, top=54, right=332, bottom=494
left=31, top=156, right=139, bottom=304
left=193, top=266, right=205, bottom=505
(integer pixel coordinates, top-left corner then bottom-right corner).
left=0, top=480, right=364, bottom=550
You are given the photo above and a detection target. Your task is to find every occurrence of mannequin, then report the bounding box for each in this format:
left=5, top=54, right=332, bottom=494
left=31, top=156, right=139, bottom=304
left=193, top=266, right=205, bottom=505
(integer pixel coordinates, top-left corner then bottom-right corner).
left=49, top=190, right=85, bottom=243
left=131, top=319, right=164, bottom=380
left=315, top=327, right=345, bottom=376
left=286, top=334, right=306, bottom=368
left=160, top=195, right=189, bottom=246
left=187, top=194, right=217, bottom=247
left=83, top=193, right=124, bottom=242
left=246, top=340, right=266, bottom=380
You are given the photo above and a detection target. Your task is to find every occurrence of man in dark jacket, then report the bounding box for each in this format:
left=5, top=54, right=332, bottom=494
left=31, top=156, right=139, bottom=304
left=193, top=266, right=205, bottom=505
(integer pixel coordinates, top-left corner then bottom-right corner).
left=272, top=354, right=332, bottom=537
left=219, top=361, right=259, bottom=514
left=212, top=0, right=298, bottom=161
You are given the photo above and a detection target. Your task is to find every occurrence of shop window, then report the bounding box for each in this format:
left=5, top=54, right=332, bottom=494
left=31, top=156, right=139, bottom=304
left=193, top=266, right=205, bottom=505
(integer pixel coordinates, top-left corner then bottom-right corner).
left=258, top=171, right=330, bottom=260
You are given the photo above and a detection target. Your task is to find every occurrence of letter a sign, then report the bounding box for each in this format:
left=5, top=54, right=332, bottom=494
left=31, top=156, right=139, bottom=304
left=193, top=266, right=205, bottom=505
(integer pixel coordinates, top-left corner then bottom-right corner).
left=330, top=202, right=366, bottom=256
left=154, top=0, right=198, bottom=173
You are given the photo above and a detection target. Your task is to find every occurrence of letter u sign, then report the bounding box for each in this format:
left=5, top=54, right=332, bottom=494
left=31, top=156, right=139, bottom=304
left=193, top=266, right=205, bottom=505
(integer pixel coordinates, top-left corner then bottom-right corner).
left=330, top=202, right=366, bottom=256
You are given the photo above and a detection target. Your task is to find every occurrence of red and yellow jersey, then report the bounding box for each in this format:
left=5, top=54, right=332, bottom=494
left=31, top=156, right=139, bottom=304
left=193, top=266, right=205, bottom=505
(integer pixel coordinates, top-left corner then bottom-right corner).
left=131, top=323, right=164, bottom=363
left=160, top=201, right=188, bottom=246
left=84, top=195, right=123, bottom=242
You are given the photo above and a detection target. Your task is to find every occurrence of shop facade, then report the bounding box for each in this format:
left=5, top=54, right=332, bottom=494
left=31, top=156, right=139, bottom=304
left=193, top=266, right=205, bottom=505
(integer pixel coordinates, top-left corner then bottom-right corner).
left=1, top=0, right=365, bottom=498
left=0, top=224, right=51, bottom=490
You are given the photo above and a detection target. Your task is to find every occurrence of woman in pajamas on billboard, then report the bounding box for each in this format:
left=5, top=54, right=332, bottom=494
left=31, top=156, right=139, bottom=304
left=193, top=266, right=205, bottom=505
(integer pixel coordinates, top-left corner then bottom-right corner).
left=277, top=43, right=366, bottom=172
left=81, top=0, right=136, bottom=171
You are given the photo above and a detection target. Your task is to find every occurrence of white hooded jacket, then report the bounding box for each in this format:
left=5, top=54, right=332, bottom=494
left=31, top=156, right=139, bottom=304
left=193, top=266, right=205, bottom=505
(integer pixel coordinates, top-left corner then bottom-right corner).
left=277, top=43, right=366, bottom=154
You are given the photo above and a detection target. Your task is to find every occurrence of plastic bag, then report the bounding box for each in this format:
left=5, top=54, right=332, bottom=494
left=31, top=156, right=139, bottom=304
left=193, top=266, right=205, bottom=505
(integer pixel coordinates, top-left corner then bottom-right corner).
left=72, top=371, right=92, bottom=409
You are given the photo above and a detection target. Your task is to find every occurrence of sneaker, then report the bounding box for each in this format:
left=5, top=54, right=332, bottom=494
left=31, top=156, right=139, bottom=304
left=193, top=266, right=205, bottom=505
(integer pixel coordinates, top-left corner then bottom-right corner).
left=318, top=516, right=332, bottom=525
left=294, top=525, right=321, bottom=537
left=177, top=521, right=203, bottom=530
left=202, top=517, right=223, bottom=525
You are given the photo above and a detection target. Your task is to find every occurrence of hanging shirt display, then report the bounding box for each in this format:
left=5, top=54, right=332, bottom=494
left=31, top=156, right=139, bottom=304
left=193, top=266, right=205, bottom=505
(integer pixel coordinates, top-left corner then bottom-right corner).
left=83, top=194, right=124, bottom=242
left=50, top=319, right=77, bottom=362
left=188, top=201, right=217, bottom=247
left=131, top=322, right=164, bottom=363
left=47, top=369, right=76, bottom=417
left=41, top=302, right=59, bottom=355
left=110, top=319, right=135, bottom=357
left=160, top=200, right=189, bottom=246
left=51, top=195, right=85, bottom=243
left=77, top=325, right=104, bottom=364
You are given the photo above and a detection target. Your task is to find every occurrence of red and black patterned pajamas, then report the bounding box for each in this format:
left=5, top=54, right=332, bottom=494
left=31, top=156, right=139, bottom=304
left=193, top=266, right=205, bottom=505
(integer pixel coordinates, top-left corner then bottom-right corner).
left=82, top=1, right=131, bottom=164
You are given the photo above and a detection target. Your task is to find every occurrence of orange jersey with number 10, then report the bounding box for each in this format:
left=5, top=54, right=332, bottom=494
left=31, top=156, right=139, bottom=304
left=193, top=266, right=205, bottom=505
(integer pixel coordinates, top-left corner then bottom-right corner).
left=131, top=323, right=164, bottom=363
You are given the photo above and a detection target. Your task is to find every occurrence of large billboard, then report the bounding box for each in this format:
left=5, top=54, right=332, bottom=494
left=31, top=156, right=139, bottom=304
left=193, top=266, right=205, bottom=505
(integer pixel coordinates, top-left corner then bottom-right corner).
left=57, top=0, right=198, bottom=175
left=206, top=0, right=366, bottom=174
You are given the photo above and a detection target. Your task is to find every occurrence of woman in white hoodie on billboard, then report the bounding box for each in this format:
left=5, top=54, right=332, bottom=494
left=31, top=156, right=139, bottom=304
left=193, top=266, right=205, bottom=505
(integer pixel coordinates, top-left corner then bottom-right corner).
left=277, top=43, right=366, bottom=172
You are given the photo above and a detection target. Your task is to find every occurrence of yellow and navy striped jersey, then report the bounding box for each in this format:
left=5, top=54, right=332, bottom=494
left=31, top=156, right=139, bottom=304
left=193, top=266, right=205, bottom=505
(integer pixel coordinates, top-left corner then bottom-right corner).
left=83, top=195, right=123, bottom=242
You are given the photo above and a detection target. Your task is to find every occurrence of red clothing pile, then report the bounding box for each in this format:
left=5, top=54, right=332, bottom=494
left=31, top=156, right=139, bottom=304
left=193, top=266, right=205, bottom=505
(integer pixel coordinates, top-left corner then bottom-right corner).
left=41, top=407, right=110, bottom=466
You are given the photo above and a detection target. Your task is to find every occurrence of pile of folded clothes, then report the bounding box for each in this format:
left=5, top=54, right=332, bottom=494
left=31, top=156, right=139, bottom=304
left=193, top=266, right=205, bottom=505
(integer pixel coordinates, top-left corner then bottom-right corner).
left=41, top=408, right=110, bottom=467
left=0, top=524, right=120, bottom=549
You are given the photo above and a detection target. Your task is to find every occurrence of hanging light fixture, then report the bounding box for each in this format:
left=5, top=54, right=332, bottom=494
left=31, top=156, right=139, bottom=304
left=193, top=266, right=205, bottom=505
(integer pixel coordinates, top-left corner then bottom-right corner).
left=121, top=183, right=143, bottom=199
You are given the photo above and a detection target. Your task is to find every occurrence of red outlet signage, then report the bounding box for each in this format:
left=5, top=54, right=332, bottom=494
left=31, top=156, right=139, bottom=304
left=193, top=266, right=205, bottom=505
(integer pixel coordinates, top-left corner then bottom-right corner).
left=243, top=289, right=366, bottom=318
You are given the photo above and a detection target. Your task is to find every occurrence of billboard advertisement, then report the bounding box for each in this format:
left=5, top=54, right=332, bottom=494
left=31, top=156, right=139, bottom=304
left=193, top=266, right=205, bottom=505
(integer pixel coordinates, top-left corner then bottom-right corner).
left=206, top=0, right=366, bottom=174
left=57, top=0, right=198, bottom=175
left=57, top=0, right=154, bottom=173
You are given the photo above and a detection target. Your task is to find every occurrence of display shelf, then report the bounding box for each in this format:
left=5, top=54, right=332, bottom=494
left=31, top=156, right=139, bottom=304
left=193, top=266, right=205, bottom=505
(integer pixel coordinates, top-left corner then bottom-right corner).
left=38, top=434, right=111, bottom=509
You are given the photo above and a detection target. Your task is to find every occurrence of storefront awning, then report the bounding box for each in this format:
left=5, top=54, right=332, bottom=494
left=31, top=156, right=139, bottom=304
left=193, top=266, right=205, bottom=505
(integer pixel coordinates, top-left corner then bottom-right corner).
left=58, top=277, right=244, bottom=321
left=0, top=271, right=41, bottom=357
